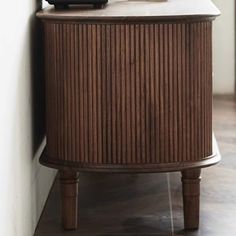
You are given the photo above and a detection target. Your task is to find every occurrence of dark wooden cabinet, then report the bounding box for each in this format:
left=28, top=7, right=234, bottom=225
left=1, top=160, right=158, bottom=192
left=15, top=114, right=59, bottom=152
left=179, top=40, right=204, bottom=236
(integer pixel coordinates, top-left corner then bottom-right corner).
left=37, top=0, right=220, bottom=231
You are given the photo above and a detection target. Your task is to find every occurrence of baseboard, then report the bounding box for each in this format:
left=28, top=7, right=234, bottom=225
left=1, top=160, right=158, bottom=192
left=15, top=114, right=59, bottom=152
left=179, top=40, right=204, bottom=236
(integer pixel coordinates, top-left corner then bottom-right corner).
left=31, top=138, right=57, bottom=234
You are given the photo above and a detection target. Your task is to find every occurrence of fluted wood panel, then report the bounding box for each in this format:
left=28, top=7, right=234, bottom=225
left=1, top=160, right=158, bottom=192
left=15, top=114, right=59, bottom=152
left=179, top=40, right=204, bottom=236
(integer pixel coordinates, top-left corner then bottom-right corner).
left=44, top=21, right=213, bottom=167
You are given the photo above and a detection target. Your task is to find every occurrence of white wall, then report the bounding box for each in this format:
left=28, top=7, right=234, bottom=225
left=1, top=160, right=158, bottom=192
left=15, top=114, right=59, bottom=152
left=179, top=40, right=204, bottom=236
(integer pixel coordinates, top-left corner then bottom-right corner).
left=0, top=0, right=57, bottom=236
left=213, top=0, right=235, bottom=94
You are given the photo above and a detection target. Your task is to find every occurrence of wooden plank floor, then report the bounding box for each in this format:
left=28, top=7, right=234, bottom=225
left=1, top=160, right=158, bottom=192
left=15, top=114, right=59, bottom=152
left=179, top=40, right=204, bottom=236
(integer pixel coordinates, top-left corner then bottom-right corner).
left=34, top=96, right=236, bottom=236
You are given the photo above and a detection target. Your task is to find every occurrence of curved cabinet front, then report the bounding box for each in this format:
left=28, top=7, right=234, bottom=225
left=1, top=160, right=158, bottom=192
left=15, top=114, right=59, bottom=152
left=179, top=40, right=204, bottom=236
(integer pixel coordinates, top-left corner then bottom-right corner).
left=41, top=20, right=218, bottom=172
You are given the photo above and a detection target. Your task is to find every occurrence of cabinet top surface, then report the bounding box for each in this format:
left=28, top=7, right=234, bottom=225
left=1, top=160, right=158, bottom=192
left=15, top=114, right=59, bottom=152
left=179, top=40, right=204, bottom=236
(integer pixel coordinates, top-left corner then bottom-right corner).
left=37, top=0, right=220, bottom=21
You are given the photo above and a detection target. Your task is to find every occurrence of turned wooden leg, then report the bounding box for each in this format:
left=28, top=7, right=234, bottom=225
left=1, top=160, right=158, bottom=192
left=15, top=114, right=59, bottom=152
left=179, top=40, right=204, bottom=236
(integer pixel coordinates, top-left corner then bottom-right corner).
left=181, top=168, right=201, bottom=230
left=60, top=170, right=79, bottom=230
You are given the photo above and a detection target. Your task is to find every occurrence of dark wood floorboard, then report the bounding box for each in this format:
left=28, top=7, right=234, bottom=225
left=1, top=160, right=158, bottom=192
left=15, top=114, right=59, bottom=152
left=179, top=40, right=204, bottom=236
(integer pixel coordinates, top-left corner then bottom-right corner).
left=35, top=173, right=172, bottom=236
left=34, top=96, right=236, bottom=236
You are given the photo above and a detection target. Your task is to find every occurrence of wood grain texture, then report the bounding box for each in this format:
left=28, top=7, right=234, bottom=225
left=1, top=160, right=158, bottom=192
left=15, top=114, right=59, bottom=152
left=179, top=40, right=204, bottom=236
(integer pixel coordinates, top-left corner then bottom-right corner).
left=42, top=20, right=217, bottom=172
left=182, top=169, right=201, bottom=230
left=60, top=171, right=79, bottom=229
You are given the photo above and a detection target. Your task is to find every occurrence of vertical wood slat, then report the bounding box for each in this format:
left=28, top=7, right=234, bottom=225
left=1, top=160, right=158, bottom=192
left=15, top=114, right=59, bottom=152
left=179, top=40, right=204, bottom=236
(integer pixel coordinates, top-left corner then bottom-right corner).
left=115, top=25, right=122, bottom=164
left=87, top=24, right=93, bottom=163
left=45, top=21, right=213, bottom=165
left=149, top=24, right=155, bottom=163
left=159, top=24, right=165, bottom=163
left=121, top=24, right=127, bottom=164
left=140, top=24, right=146, bottom=164
left=177, top=23, right=182, bottom=162
left=130, top=25, right=136, bottom=164
left=96, top=25, right=102, bottom=164
left=135, top=24, right=141, bottom=164
left=111, top=25, right=117, bottom=164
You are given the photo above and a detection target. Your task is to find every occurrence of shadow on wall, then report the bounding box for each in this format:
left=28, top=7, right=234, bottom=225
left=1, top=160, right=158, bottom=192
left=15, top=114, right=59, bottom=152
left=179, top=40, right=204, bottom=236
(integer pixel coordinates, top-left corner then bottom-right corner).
left=30, top=0, right=46, bottom=154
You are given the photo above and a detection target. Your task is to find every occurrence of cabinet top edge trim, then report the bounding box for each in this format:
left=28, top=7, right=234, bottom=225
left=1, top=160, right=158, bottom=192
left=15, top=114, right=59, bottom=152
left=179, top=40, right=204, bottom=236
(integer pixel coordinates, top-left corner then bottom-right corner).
left=37, top=0, right=220, bottom=21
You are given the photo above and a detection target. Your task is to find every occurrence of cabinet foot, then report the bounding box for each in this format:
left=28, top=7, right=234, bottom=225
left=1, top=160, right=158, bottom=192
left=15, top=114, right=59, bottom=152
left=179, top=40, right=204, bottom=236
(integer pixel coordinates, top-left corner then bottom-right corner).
left=181, top=169, right=201, bottom=230
left=60, top=170, right=79, bottom=230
